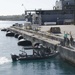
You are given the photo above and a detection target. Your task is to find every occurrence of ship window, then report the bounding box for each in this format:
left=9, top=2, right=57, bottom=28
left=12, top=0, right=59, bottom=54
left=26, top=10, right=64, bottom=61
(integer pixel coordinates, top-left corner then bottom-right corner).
left=57, top=6, right=59, bottom=8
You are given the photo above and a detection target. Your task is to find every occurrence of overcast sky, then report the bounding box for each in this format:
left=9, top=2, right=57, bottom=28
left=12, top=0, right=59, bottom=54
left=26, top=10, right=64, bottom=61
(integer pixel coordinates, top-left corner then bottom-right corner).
left=0, top=0, right=56, bottom=16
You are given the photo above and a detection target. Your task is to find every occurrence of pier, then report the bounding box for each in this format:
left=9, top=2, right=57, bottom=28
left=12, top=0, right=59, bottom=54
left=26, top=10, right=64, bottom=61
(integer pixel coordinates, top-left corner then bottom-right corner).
left=8, top=24, right=75, bottom=65
left=8, top=26, right=60, bottom=48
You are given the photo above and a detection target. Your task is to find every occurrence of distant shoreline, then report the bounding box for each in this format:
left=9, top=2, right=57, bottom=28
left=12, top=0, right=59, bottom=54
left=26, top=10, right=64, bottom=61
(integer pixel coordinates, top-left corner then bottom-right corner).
left=0, top=20, right=25, bottom=21
left=0, top=15, right=25, bottom=21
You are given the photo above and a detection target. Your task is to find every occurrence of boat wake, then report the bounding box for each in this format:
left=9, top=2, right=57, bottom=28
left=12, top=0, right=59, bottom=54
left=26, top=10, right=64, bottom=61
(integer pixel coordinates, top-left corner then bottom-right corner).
left=0, top=57, right=11, bottom=65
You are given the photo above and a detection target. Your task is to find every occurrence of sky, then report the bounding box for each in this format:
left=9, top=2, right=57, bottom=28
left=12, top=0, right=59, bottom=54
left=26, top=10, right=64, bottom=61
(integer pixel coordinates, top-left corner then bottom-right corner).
left=0, top=0, right=56, bottom=16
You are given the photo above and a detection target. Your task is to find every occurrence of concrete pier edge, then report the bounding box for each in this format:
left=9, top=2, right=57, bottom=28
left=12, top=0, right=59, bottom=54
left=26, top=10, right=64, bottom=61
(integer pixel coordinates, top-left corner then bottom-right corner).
left=8, top=26, right=75, bottom=65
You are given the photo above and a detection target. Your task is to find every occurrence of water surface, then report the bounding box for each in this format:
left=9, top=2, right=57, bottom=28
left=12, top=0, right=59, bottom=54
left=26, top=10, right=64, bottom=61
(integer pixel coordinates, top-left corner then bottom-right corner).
left=0, top=21, right=75, bottom=75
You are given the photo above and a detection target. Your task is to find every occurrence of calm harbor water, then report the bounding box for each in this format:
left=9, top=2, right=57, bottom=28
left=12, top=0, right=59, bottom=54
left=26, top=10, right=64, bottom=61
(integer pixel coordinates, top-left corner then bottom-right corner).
left=0, top=21, right=75, bottom=75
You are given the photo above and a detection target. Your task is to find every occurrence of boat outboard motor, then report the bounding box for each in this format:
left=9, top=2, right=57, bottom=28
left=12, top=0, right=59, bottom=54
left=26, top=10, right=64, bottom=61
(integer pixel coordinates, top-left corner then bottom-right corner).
left=11, top=54, right=19, bottom=61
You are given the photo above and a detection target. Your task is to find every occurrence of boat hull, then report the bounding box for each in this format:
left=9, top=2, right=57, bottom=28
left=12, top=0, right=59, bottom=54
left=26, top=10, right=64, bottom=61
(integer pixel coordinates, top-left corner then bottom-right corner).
left=11, top=51, right=58, bottom=61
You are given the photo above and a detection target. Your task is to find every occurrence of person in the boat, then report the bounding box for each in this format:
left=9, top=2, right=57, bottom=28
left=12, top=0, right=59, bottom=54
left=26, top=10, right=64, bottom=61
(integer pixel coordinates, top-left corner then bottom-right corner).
left=19, top=52, right=27, bottom=57
left=38, top=44, right=44, bottom=48
left=45, top=47, right=51, bottom=55
left=34, top=45, right=38, bottom=48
